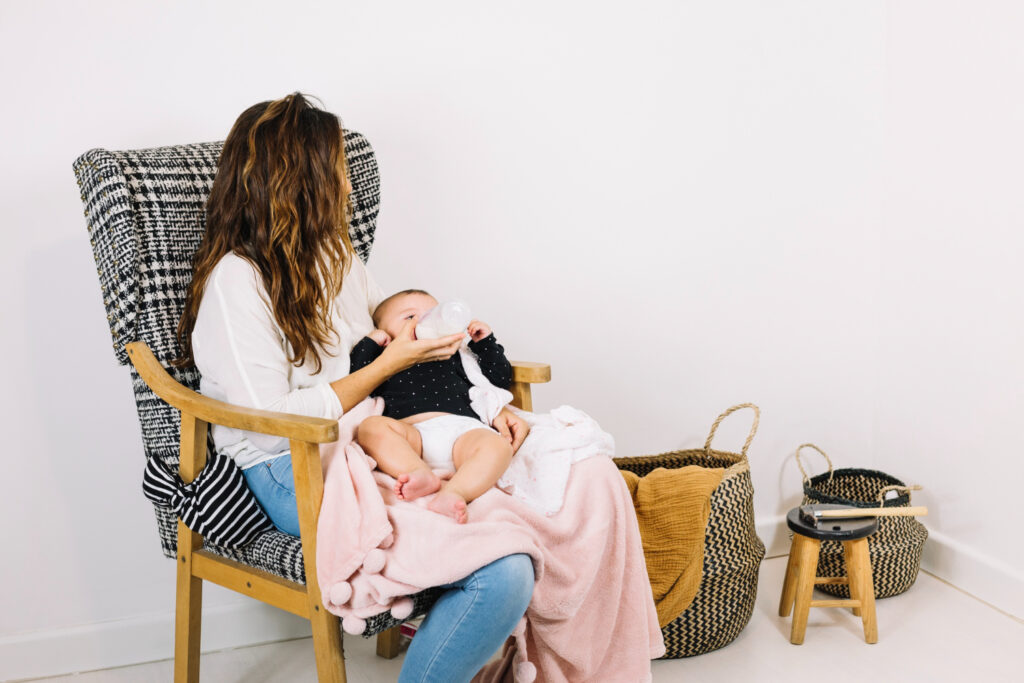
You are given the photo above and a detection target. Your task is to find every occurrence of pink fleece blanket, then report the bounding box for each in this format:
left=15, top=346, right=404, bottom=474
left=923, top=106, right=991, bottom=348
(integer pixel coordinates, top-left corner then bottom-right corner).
left=316, top=398, right=665, bottom=682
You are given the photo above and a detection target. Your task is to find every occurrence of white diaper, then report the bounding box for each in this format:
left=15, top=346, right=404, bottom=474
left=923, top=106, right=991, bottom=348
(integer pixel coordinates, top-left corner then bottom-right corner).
left=413, top=414, right=494, bottom=471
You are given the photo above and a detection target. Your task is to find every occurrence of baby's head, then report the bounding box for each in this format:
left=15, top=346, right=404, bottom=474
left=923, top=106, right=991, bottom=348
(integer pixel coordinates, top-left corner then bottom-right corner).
left=372, top=289, right=438, bottom=339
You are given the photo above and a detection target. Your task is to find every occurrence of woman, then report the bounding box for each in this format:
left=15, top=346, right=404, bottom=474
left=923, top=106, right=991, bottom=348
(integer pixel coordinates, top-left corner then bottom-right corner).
left=175, top=93, right=534, bottom=682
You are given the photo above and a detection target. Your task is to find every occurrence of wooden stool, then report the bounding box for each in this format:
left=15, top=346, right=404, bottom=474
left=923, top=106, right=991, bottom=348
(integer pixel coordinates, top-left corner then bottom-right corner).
left=778, top=504, right=879, bottom=644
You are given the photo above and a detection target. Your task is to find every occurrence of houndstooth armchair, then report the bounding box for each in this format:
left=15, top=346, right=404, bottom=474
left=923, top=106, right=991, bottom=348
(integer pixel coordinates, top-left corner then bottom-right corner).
left=73, top=133, right=551, bottom=682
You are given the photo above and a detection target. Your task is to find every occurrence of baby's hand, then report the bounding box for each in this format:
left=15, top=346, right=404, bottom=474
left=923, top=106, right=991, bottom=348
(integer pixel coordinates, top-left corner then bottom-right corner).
left=369, top=329, right=392, bottom=347
left=467, top=320, right=492, bottom=342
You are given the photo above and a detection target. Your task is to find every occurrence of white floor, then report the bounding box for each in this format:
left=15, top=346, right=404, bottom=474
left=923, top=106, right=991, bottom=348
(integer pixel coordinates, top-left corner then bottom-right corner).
left=24, top=556, right=1024, bottom=683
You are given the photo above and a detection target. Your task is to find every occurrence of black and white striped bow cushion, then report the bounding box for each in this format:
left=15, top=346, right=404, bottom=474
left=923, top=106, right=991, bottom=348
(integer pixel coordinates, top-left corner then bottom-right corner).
left=143, top=451, right=274, bottom=547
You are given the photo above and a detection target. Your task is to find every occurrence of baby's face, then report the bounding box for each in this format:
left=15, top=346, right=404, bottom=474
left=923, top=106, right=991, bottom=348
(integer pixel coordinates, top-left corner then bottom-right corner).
left=376, top=292, right=439, bottom=339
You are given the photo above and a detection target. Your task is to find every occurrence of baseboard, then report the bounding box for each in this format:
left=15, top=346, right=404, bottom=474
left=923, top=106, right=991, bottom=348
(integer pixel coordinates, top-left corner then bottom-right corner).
left=919, top=528, right=1024, bottom=621
left=1, top=600, right=311, bottom=682
left=6, top=522, right=1018, bottom=680
left=755, top=514, right=1023, bottom=621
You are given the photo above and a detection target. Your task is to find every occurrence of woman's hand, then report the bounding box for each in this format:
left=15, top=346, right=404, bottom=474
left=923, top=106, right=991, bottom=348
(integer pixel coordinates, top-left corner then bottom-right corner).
left=336, top=319, right=462, bottom=411
left=378, top=318, right=464, bottom=374
left=492, top=407, right=530, bottom=455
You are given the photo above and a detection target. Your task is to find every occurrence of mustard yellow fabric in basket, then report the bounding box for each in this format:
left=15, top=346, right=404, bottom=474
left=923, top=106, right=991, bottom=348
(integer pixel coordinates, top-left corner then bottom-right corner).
left=621, top=465, right=725, bottom=628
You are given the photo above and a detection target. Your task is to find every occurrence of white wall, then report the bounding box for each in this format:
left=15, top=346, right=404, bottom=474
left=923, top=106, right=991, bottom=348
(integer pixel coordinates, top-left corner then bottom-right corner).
left=0, top=1, right=1018, bottom=679
left=876, top=0, right=1024, bottom=618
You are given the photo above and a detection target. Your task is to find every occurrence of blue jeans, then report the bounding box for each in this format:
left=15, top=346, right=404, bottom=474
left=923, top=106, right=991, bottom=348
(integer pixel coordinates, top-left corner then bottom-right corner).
left=399, top=554, right=533, bottom=683
left=244, top=454, right=535, bottom=681
left=242, top=454, right=302, bottom=536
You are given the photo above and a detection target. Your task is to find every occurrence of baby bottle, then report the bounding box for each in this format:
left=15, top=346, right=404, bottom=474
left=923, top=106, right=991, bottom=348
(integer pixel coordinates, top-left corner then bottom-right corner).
left=416, top=300, right=471, bottom=340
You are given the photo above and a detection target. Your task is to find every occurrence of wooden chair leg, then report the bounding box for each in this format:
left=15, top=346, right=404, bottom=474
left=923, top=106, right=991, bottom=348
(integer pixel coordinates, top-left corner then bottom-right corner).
left=174, top=522, right=202, bottom=683
left=175, top=417, right=207, bottom=683
left=778, top=534, right=803, bottom=617
left=309, top=606, right=347, bottom=683
left=376, top=626, right=404, bottom=659
left=841, top=541, right=861, bottom=616
left=789, top=535, right=820, bottom=645
left=849, top=538, right=878, bottom=644
left=292, top=440, right=348, bottom=682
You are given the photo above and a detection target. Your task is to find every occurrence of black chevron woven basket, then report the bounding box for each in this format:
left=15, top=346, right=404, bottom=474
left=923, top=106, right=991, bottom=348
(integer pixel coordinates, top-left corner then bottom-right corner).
left=615, top=404, right=765, bottom=658
left=795, top=444, right=928, bottom=599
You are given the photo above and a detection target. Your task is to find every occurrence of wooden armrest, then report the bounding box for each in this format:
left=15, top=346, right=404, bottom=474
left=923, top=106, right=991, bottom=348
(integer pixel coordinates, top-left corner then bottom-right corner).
left=126, top=342, right=338, bottom=444
left=511, top=361, right=551, bottom=384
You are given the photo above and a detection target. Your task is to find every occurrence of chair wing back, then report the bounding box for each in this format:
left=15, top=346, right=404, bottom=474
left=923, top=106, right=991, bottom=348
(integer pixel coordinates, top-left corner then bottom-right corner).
left=74, top=132, right=379, bottom=367
left=73, top=131, right=380, bottom=558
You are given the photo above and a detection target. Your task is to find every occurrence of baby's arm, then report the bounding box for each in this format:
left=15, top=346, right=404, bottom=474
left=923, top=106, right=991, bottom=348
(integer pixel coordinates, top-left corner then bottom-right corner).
left=368, top=329, right=392, bottom=347
left=349, top=333, right=389, bottom=372
left=466, top=320, right=513, bottom=389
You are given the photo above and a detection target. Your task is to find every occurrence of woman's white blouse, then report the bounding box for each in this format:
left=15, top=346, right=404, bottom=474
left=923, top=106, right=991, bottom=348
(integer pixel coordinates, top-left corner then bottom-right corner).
left=192, top=252, right=386, bottom=468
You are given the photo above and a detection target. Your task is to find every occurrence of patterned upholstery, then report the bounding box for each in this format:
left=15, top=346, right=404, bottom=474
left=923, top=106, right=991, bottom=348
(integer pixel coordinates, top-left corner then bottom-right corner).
left=73, top=132, right=438, bottom=636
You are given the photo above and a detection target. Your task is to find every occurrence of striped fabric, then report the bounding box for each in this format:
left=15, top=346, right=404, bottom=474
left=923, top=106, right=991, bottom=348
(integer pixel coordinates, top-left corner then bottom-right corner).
left=143, top=451, right=274, bottom=547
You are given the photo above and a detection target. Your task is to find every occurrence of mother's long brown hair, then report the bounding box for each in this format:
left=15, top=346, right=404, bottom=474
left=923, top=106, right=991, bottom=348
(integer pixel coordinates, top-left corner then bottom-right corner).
left=174, top=92, right=353, bottom=373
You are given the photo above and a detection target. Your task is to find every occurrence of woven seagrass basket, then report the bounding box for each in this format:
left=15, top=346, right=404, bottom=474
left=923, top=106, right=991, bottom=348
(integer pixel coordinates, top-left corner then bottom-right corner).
left=615, top=404, right=766, bottom=658
left=796, top=444, right=928, bottom=599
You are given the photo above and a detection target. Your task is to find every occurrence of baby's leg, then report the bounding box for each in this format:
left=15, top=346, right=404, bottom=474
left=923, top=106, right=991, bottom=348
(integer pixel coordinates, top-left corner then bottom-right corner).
left=356, top=416, right=440, bottom=501
left=428, top=429, right=513, bottom=523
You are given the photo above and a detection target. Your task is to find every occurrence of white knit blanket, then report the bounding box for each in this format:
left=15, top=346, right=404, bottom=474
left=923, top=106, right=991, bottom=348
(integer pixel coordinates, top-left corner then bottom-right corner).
left=460, top=349, right=614, bottom=515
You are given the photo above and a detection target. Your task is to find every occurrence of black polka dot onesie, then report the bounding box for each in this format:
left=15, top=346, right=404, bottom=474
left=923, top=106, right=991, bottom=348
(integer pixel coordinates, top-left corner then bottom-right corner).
left=348, top=333, right=513, bottom=421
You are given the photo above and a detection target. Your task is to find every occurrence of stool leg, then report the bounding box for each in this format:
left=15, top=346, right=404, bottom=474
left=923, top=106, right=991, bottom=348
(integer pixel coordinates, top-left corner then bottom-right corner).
left=778, top=535, right=803, bottom=617
left=841, top=541, right=861, bottom=616
left=848, top=538, right=878, bottom=643
left=790, top=536, right=820, bottom=645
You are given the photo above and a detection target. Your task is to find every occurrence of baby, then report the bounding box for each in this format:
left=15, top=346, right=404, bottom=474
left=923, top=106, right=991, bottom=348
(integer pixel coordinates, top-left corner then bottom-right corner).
left=350, top=289, right=514, bottom=523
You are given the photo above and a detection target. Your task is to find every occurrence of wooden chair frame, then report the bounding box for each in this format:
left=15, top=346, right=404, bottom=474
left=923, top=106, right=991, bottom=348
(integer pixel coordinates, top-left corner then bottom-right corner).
left=125, top=341, right=550, bottom=683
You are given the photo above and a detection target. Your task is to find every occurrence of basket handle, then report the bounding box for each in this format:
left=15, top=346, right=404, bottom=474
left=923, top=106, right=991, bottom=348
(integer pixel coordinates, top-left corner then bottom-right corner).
left=703, top=403, right=760, bottom=459
left=794, top=443, right=834, bottom=484
left=878, top=484, right=922, bottom=506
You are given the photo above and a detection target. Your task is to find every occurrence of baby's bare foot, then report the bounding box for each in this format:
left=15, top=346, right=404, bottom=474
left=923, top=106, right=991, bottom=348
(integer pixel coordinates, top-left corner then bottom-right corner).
left=395, top=470, right=441, bottom=501
left=427, top=489, right=468, bottom=524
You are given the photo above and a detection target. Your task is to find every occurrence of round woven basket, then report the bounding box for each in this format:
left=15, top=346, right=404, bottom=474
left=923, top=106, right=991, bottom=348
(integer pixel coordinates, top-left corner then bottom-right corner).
left=615, top=404, right=766, bottom=658
left=796, top=444, right=928, bottom=599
